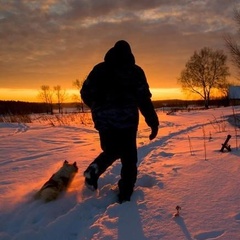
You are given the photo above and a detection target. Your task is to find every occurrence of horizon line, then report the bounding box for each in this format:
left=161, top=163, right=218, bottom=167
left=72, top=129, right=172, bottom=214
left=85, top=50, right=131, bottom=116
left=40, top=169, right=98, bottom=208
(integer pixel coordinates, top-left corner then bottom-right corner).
left=0, top=87, right=187, bottom=102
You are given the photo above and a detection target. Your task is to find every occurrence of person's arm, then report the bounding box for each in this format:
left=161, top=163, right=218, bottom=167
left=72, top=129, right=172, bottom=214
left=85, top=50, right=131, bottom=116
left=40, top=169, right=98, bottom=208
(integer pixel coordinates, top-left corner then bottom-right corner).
left=80, top=78, right=93, bottom=108
left=80, top=64, right=103, bottom=108
left=135, top=67, right=159, bottom=139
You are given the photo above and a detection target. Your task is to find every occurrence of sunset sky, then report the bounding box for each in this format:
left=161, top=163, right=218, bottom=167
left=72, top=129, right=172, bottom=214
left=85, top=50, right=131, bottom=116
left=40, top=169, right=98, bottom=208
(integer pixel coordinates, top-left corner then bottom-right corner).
left=0, top=0, right=240, bottom=102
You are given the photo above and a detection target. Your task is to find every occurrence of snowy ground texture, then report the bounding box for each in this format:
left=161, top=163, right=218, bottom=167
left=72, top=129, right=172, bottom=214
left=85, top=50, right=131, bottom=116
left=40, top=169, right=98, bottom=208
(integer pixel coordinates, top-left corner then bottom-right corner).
left=1, top=106, right=240, bottom=240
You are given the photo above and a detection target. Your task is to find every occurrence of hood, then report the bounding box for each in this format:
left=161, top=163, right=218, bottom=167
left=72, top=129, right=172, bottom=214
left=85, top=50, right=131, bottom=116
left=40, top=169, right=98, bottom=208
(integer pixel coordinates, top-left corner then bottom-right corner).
left=104, top=40, right=135, bottom=66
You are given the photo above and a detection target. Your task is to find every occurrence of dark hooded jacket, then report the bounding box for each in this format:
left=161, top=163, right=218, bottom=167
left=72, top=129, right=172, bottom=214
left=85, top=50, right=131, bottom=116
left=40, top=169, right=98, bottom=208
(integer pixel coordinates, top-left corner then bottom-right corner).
left=80, top=40, right=159, bottom=131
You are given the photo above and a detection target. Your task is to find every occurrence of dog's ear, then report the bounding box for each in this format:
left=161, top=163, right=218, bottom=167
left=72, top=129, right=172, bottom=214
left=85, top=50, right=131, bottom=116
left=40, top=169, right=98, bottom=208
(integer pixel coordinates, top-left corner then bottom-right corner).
left=73, top=162, right=78, bottom=171
left=64, top=160, right=68, bottom=165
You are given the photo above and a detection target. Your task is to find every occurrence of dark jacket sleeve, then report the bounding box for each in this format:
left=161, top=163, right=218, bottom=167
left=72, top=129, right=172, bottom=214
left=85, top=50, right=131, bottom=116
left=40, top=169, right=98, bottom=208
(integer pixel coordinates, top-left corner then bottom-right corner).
left=80, top=78, right=93, bottom=108
left=135, top=66, right=159, bottom=128
left=80, top=64, right=103, bottom=108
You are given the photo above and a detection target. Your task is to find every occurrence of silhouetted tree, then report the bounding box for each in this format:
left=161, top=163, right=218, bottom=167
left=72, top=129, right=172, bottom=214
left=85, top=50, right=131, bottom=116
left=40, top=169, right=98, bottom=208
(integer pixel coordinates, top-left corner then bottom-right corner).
left=225, top=8, right=240, bottom=78
left=54, top=85, right=67, bottom=114
left=38, top=85, right=53, bottom=114
left=178, top=47, right=230, bottom=108
left=72, top=79, right=84, bottom=112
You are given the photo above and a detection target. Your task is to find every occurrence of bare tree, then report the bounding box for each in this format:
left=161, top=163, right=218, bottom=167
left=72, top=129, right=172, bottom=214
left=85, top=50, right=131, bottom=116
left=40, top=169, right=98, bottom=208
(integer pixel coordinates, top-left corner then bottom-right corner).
left=217, top=80, right=236, bottom=100
left=178, top=47, right=230, bottom=108
left=72, top=79, right=85, bottom=112
left=38, top=85, right=54, bottom=114
left=53, top=85, right=67, bottom=114
left=225, top=9, right=240, bottom=77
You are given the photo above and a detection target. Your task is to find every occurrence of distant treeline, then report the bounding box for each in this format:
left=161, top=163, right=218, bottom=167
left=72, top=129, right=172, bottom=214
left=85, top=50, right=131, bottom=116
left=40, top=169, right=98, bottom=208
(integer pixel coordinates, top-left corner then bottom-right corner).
left=0, top=98, right=229, bottom=115
left=152, top=98, right=229, bottom=109
left=0, top=101, right=78, bottom=115
left=0, top=101, right=48, bottom=115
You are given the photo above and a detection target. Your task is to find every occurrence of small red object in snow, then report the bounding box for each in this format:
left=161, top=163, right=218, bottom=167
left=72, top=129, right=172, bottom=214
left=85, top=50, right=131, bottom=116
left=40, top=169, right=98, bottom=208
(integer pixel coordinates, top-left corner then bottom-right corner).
left=175, top=205, right=181, bottom=217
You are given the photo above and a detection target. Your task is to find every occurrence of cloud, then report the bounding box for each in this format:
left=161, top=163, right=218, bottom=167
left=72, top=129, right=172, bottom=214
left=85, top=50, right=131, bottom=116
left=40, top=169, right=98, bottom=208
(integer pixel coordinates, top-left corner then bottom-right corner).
left=0, top=0, right=239, bottom=91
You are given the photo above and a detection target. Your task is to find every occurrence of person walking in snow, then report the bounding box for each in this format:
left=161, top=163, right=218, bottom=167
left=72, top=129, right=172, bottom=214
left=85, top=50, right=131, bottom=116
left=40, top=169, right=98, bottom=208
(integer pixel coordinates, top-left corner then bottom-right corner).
left=80, top=40, right=159, bottom=203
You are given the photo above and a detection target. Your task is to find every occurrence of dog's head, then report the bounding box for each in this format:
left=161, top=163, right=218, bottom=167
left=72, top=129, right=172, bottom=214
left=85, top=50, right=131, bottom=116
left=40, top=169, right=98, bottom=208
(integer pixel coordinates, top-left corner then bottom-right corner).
left=63, top=160, right=78, bottom=173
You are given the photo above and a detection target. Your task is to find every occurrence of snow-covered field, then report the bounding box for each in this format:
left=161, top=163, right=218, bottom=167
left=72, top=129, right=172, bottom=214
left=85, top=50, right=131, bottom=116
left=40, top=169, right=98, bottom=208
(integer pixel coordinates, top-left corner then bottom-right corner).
left=1, top=106, right=240, bottom=240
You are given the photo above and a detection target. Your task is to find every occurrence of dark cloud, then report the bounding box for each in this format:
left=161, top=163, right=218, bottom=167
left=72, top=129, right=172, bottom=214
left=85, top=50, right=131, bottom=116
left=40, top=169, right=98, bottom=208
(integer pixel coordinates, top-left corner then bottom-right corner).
left=0, top=0, right=239, bottom=90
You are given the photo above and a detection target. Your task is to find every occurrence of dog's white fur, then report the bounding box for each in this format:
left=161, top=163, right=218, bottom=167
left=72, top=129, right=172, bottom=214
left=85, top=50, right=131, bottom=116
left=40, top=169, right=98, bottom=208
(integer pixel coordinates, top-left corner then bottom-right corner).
left=35, top=160, right=78, bottom=202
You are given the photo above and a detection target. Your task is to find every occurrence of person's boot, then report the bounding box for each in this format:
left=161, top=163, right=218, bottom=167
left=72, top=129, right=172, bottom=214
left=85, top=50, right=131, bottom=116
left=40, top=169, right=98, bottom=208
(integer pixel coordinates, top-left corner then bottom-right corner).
left=83, top=164, right=99, bottom=191
left=117, top=193, right=131, bottom=204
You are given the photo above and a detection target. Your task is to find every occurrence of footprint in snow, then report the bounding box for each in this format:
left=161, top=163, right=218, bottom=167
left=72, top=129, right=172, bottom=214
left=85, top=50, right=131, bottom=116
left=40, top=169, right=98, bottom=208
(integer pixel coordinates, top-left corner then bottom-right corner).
left=159, top=151, right=175, bottom=158
left=172, top=167, right=182, bottom=173
left=137, top=174, right=163, bottom=189
left=194, top=230, right=225, bottom=240
left=235, top=213, right=240, bottom=221
left=163, top=164, right=182, bottom=172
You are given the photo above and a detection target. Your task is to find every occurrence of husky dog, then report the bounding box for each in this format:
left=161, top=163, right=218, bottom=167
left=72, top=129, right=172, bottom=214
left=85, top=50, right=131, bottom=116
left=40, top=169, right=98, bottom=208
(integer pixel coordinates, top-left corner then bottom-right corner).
left=34, top=160, right=78, bottom=202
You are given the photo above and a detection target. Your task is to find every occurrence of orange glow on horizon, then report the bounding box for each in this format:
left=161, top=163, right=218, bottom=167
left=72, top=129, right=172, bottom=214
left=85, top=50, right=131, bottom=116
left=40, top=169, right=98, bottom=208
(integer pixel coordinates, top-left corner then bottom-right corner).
left=150, top=88, right=185, bottom=100
left=0, top=87, right=186, bottom=103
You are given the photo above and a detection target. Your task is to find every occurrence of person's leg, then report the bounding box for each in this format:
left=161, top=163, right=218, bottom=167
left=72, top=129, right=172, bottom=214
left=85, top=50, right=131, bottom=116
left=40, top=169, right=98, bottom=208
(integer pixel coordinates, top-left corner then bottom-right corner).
left=84, top=130, right=120, bottom=190
left=117, top=128, right=138, bottom=203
